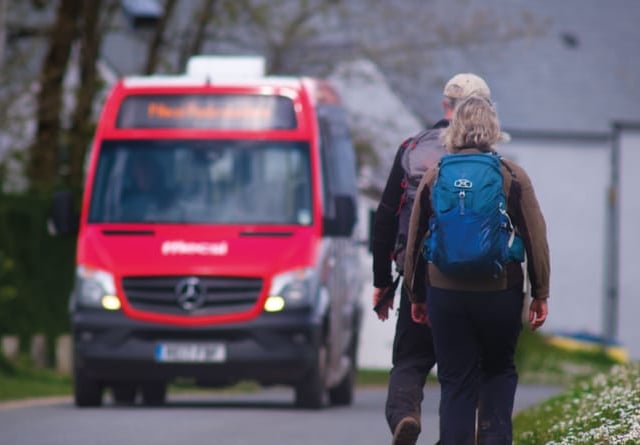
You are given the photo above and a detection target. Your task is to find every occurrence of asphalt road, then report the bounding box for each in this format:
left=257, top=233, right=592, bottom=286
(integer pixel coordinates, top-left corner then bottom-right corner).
left=0, top=384, right=561, bottom=445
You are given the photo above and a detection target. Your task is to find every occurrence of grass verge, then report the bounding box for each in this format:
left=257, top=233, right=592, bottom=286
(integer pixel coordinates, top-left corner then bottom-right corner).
left=513, top=361, right=640, bottom=444
left=0, top=356, right=71, bottom=401
left=0, top=367, right=393, bottom=403
left=515, top=328, right=619, bottom=386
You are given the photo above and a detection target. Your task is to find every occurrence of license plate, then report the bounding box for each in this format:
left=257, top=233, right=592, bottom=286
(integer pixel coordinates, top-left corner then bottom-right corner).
left=155, top=342, right=227, bottom=363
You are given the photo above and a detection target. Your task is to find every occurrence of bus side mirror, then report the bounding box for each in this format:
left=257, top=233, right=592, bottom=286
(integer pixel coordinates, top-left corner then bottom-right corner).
left=48, top=190, right=79, bottom=236
left=323, top=195, right=357, bottom=237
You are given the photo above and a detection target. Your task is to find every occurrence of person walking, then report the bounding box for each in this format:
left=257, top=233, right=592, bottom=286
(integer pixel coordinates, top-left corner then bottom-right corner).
left=371, top=73, right=495, bottom=445
left=403, top=94, right=550, bottom=445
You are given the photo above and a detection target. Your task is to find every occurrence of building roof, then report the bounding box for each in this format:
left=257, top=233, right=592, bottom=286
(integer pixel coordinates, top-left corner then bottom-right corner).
left=384, top=0, right=640, bottom=133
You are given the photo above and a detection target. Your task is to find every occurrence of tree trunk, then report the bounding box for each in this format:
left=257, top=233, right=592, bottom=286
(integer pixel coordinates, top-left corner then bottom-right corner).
left=67, top=0, right=102, bottom=190
left=28, top=0, right=81, bottom=192
left=180, top=0, right=217, bottom=69
left=144, top=0, right=177, bottom=74
left=0, top=0, right=8, bottom=71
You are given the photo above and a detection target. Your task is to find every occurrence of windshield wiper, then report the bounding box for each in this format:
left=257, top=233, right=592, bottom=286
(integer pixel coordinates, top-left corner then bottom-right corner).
left=102, top=229, right=155, bottom=236
left=239, top=230, right=293, bottom=237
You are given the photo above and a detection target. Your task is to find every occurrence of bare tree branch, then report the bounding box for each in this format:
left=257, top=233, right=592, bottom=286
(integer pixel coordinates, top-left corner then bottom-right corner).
left=144, top=0, right=177, bottom=74
left=176, top=0, right=218, bottom=69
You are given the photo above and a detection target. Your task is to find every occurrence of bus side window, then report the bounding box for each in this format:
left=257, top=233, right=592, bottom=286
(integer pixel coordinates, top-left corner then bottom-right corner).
left=318, top=118, right=336, bottom=220
left=318, top=109, right=358, bottom=236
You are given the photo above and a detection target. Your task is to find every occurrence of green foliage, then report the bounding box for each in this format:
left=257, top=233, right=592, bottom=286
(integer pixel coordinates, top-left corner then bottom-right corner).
left=0, top=353, right=15, bottom=375
left=0, top=193, right=76, bottom=351
left=515, top=329, right=618, bottom=386
left=0, top=250, right=18, bottom=305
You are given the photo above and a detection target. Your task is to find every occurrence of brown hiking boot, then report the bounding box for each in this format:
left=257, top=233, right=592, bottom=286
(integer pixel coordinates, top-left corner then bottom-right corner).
left=392, top=416, right=420, bottom=445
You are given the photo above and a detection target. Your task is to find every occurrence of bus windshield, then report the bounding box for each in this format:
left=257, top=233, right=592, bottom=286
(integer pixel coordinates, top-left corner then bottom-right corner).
left=88, top=140, right=313, bottom=225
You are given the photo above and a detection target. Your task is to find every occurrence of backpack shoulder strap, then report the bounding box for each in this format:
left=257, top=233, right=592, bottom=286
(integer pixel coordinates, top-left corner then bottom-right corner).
left=498, top=156, right=517, bottom=180
left=407, top=129, right=433, bottom=150
left=497, top=156, right=520, bottom=221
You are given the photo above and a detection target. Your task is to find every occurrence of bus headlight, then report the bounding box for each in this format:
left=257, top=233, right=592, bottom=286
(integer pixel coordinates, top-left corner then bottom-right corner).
left=73, top=265, right=121, bottom=310
left=265, top=267, right=316, bottom=312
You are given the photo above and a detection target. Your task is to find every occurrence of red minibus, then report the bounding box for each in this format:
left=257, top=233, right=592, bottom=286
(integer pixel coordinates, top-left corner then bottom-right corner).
left=52, top=56, right=363, bottom=409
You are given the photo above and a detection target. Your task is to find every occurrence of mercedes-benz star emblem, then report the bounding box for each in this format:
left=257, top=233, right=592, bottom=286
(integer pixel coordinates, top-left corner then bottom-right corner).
left=175, top=277, right=206, bottom=311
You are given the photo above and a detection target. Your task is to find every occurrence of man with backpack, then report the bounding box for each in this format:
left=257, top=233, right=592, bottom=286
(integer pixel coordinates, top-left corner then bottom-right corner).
left=371, top=73, right=494, bottom=445
left=403, top=95, right=550, bottom=445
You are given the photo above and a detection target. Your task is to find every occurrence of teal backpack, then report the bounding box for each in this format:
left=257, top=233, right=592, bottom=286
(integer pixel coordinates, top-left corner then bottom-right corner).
left=423, top=152, right=523, bottom=279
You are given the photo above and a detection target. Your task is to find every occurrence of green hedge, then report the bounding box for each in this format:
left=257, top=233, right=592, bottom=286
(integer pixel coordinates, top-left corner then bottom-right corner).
left=0, top=193, right=76, bottom=355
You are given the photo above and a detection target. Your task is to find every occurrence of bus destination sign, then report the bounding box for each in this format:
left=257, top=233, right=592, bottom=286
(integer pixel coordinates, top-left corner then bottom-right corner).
left=116, top=94, right=297, bottom=130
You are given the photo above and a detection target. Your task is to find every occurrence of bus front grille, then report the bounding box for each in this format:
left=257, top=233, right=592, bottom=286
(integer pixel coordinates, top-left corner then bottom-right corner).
left=122, top=276, right=263, bottom=316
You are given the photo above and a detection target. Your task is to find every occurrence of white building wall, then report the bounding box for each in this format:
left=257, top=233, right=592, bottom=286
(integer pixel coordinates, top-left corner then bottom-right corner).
left=618, top=129, right=640, bottom=359
left=356, top=197, right=395, bottom=370
left=501, top=138, right=610, bottom=339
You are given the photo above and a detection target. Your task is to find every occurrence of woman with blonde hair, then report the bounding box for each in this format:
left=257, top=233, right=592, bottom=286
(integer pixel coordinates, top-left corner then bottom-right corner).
left=403, top=95, right=550, bottom=444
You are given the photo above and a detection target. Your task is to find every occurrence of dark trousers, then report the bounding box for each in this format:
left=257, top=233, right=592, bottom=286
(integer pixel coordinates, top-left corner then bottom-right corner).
left=385, top=285, right=437, bottom=432
left=427, top=286, right=523, bottom=445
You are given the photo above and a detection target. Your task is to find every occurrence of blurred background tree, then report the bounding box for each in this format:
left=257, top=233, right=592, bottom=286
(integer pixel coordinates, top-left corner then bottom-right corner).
left=1, top=0, right=543, bottom=192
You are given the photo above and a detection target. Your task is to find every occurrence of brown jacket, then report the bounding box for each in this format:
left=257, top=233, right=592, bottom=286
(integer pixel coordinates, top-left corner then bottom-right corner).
left=403, top=148, right=550, bottom=303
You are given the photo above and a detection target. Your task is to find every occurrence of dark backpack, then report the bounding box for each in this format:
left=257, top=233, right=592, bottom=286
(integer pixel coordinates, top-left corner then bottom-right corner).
left=423, top=152, right=523, bottom=279
left=393, top=128, right=446, bottom=273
